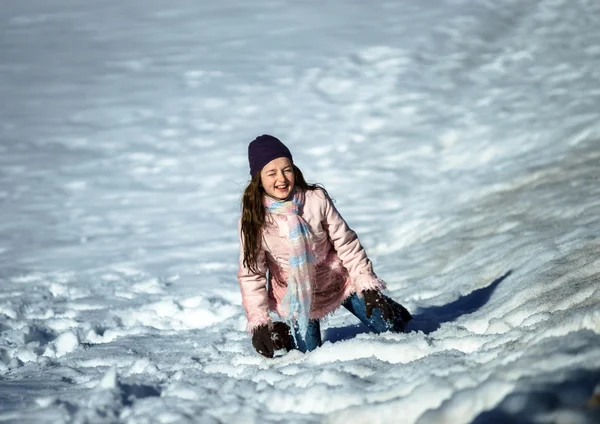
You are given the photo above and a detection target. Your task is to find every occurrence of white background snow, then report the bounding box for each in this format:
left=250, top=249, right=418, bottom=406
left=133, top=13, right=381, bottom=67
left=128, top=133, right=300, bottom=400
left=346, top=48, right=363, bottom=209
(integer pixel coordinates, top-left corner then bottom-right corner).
left=1, top=0, right=600, bottom=422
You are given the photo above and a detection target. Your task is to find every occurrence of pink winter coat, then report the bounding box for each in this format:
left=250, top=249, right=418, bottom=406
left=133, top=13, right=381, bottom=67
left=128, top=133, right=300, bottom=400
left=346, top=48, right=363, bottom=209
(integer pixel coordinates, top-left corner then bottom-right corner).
left=237, top=188, right=385, bottom=331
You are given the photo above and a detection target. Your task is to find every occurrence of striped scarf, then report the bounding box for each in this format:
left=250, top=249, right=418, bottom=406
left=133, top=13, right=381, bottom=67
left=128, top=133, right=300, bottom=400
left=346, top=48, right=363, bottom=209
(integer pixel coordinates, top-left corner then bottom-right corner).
left=264, top=189, right=315, bottom=340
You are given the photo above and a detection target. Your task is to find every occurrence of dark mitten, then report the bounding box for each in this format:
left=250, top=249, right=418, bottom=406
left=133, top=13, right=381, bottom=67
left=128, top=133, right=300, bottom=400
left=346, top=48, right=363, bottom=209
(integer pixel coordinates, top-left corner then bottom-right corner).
left=271, top=322, right=292, bottom=351
left=391, top=301, right=413, bottom=324
left=363, top=289, right=395, bottom=321
left=252, top=324, right=275, bottom=358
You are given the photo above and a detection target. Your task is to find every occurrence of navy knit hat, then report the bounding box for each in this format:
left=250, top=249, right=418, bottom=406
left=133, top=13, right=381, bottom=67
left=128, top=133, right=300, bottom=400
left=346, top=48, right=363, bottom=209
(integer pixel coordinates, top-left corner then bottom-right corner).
left=248, top=134, right=293, bottom=178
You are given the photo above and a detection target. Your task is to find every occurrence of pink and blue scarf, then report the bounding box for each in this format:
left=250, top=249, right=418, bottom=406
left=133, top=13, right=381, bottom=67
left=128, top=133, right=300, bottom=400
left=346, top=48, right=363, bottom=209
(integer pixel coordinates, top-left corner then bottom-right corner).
left=264, top=189, right=315, bottom=339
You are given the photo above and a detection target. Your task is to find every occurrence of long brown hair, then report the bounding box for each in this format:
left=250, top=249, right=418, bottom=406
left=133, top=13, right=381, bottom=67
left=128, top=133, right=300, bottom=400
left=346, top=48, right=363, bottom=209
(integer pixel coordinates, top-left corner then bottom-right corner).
left=241, top=164, right=327, bottom=274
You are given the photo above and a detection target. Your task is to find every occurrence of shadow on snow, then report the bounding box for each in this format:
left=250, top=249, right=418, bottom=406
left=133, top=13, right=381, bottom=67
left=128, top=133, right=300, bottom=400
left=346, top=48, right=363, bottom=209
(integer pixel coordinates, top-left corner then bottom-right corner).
left=324, top=270, right=513, bottom=344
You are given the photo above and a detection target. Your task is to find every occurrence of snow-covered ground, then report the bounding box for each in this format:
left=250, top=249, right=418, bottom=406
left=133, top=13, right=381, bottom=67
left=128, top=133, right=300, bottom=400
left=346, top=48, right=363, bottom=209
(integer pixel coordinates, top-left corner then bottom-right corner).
left=1, top=0, right=600, bottom=422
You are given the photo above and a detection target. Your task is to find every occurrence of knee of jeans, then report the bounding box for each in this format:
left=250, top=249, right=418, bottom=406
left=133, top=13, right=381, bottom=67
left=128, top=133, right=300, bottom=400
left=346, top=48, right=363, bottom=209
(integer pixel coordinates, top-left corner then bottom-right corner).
left=368, top=310, right=396, bottom=333
left=294, top=336, right=321, bottom=352
left=293, top=324, right=322, bottom=352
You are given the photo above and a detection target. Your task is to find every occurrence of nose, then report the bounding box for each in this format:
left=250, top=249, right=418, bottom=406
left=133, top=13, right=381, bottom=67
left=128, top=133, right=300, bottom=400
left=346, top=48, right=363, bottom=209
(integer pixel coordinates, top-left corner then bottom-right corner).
left=277, top=171, right=288, bottom=182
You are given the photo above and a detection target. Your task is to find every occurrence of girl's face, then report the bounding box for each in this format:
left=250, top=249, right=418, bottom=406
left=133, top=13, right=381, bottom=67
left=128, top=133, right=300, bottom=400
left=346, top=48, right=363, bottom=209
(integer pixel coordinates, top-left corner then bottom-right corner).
left=260, top=157, right=295, bottom=200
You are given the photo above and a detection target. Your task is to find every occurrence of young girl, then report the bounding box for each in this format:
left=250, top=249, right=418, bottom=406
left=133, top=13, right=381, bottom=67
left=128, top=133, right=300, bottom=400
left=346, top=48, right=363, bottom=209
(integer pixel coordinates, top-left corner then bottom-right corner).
left=238, top=135, right=412, bottom=358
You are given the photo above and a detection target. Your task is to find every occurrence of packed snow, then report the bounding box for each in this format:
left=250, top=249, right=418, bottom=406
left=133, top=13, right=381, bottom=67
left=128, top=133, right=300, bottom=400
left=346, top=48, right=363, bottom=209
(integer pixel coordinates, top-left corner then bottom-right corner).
left=1, top=0, right=600, bottom=422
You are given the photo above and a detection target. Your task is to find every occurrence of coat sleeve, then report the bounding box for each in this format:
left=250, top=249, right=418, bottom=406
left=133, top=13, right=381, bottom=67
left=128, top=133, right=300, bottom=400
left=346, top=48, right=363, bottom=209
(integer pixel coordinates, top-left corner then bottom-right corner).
left=237, top=219, right=271, bottom=332
left=320, top=190, right=386, bottom=293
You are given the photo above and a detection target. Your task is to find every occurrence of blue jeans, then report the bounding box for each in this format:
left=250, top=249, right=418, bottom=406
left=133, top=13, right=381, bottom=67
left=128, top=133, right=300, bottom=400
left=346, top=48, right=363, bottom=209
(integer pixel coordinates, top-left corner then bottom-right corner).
left=292, top=293, right=410, bottom=353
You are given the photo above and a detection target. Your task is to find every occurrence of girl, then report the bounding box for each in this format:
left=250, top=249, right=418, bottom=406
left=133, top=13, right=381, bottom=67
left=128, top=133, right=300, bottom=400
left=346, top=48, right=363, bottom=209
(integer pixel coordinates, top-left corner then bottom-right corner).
left=238, top=135, right=412, bottom=358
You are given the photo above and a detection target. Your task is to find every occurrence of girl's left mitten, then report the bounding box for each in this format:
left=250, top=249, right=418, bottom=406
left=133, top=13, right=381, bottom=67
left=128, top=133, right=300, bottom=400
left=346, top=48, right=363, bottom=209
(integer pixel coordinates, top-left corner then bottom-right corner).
left=363, top=289, right=395, bottom=321
left=252, top=324, right=275, bottom=358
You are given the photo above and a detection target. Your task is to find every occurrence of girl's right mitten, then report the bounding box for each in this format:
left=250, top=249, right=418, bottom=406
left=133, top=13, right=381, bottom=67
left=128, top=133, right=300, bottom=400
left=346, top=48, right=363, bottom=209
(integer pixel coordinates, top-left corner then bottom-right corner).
left=271, top=321, right=292, bottom=351
left=252, top=324, right=275, bottom=358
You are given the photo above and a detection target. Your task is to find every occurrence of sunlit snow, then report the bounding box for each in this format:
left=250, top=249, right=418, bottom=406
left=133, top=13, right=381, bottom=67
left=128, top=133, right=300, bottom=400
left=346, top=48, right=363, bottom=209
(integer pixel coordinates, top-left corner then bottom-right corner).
left=1, top=0, right=600, bottom=423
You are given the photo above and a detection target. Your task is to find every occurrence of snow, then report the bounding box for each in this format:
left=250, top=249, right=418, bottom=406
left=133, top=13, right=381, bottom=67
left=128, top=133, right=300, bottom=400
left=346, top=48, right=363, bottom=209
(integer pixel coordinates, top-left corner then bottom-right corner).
left=1, top=0, right=600, bottom=422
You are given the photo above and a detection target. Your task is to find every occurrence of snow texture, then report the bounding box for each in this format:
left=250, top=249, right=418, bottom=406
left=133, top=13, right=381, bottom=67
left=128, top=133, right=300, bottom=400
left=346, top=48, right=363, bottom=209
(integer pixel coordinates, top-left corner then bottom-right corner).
left=1, top=0, right=600, bottom=423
